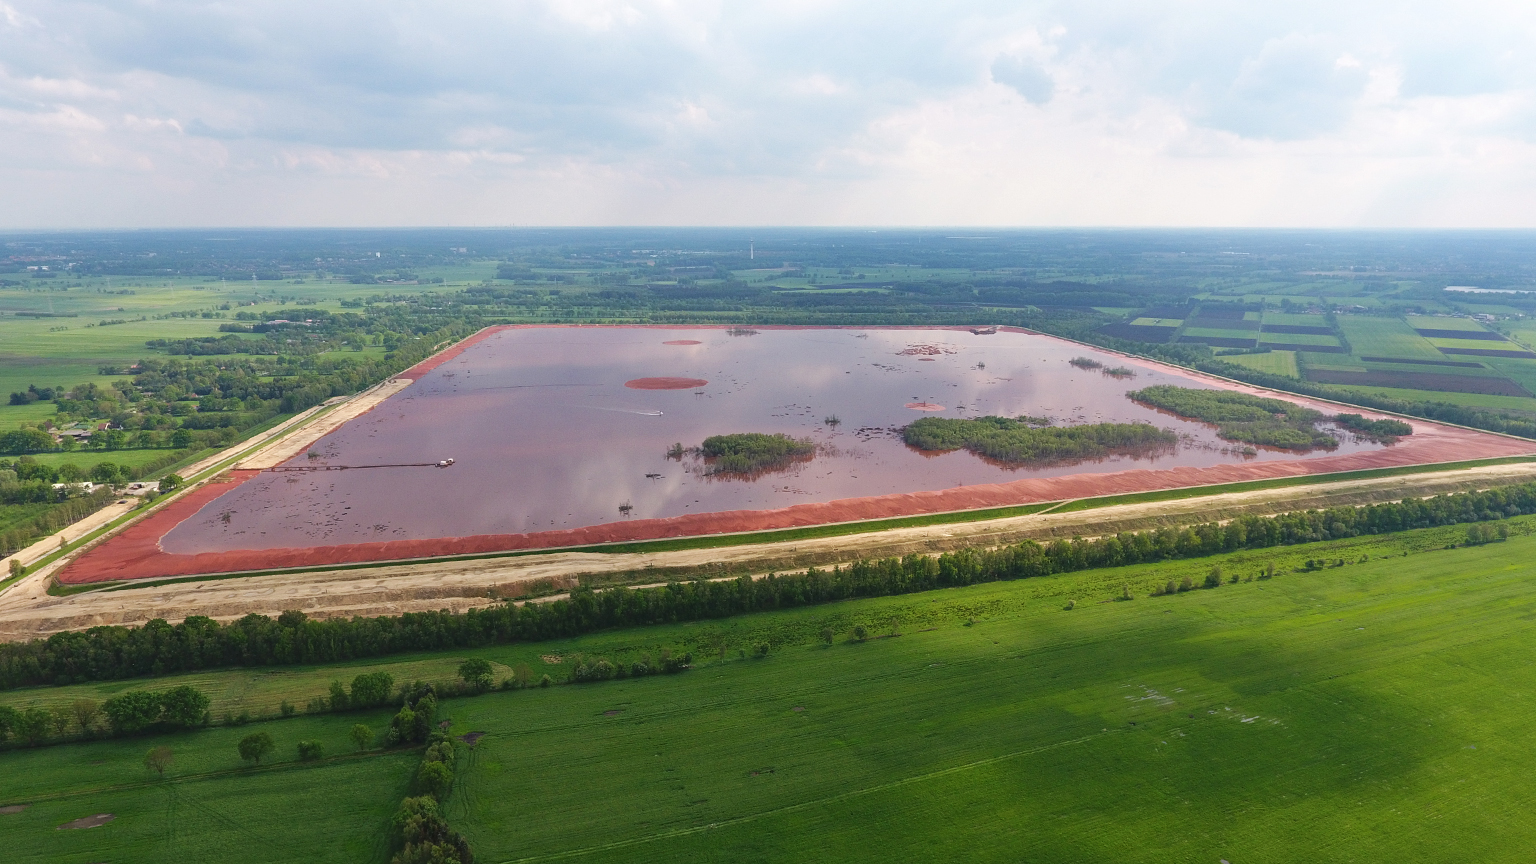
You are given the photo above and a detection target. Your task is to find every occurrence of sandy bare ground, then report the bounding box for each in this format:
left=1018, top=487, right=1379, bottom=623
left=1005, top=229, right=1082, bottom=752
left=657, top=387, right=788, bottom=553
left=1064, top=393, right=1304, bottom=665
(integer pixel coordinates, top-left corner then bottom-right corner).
left=237, top=378, right=411, bottom=469
left=2, top=459, right=1531, bottom=640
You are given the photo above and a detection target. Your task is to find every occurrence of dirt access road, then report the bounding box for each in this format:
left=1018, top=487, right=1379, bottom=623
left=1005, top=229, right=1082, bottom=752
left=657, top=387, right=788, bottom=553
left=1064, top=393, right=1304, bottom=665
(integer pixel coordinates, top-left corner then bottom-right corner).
left=2, top=459, right=1531, bottom=640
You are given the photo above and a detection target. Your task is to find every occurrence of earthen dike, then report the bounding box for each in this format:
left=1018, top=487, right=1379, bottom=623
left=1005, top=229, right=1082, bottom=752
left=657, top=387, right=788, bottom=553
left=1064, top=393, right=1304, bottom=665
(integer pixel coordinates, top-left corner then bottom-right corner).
left=51, top=325, right=1536, bottom=586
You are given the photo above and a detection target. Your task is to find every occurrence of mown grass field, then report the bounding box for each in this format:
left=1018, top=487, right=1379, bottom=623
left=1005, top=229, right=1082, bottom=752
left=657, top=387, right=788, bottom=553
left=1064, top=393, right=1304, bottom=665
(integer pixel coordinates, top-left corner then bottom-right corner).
left=1405, top=315, right=1487, bottom=332
left=1322, top=384, right=1536, bottom=412
left=1222, top=350, right=1299, bottom=377
left=8, top=519, right=1536, bottom=862
left=1334, top=316, right=1445, bottom=360
left=1256, top=331, right=1340, bottom=346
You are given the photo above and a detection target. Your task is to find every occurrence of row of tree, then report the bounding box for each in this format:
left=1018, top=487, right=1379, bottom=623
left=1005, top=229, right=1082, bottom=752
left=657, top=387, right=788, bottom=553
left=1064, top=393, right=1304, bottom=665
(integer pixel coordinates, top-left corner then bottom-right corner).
left=0, top=683, right=210, bottom=746
left=3, top=482, right=1533, bottom=691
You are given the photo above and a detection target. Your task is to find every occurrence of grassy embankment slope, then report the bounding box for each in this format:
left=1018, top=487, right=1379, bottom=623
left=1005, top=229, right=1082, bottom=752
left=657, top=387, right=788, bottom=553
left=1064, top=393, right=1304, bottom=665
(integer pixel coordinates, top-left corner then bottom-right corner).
left=6, top=518, right=1536, bottom=862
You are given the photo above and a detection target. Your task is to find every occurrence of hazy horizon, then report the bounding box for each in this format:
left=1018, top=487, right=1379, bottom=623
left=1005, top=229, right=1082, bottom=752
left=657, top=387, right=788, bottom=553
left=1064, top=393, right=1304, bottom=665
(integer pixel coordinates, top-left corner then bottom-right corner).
left=4, top=1, right=1534, bottom=229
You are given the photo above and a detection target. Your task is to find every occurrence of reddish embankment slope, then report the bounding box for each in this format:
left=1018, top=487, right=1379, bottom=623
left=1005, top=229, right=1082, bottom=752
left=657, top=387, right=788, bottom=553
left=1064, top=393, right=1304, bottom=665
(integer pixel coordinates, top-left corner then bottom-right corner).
left=57, top=420, right=1531, bottom=584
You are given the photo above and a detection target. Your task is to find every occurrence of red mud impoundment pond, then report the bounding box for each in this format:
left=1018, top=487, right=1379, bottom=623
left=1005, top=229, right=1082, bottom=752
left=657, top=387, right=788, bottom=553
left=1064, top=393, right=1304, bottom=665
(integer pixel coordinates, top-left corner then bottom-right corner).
left=63, top=326, right=1534, bottom=582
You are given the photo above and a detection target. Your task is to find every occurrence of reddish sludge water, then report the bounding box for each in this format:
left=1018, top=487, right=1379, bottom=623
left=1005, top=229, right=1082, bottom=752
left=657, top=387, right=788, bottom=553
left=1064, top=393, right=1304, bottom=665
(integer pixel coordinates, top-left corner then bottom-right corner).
left=161, top=325, right=1396, bottom=553
left=60, top=325, right=1532, bottom=582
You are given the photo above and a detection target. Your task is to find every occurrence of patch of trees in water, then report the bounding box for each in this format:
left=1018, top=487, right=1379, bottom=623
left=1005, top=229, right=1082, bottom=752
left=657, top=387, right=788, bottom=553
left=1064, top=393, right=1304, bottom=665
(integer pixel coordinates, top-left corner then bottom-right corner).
left=1334, top=413, right=1413, bottom=442
left=902, top=415, right=1176, bottom=465
left=1129, top=385, right=1341, bottom=451
left=695, top=432, right=816, bottom=476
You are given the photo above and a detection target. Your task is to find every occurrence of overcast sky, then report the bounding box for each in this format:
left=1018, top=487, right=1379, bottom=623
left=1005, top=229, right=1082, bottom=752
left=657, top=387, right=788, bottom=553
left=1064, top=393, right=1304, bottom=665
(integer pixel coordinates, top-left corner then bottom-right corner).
left=3, top=0, right=1534, bottom=228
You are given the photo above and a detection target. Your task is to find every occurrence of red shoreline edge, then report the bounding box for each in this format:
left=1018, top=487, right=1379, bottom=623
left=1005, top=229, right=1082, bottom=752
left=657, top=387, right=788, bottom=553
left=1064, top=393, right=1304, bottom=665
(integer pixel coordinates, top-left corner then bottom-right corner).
left=56, top=325, right=1536, bottom=584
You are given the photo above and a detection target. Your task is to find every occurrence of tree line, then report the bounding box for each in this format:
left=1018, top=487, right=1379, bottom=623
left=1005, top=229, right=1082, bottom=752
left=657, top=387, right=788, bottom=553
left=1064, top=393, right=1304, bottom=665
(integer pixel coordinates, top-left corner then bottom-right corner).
left=3, top=482, right=1534, bottom=691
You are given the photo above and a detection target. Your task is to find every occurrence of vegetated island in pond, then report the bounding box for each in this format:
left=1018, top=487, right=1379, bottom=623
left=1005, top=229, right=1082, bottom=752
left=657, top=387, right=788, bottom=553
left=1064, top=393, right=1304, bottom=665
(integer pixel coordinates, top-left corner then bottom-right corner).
left=1334, top=413, right=1413, bottom=442
left=1128, top=386, right=1412, bottom=450
left=902, top=416, right=1177, bottom=465
left=692, top=432, right=817, bottom=477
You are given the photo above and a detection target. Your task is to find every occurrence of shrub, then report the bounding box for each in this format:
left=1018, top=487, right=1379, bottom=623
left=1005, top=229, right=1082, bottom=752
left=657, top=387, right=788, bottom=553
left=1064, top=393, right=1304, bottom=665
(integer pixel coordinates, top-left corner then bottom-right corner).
left=753, top=642, right=770, bottom=658
left=144, top=746, right=174, bottom=776
left=349, top=671, right=395, bottom=708
left=297, top=740, right=324, bottom=761
left=418, top=760, right=453, bottom=799
left=1203, top=566, right=1223, bottom=589
left=851, top=624, right=868, bottom=642
left=158, top=685, right=210, bottom=728
left=1178, top=576, right=1194, bottom=592
left=280, top=700, right=296, bottom=717
left=102, top=690, right=163, bottom=735
left=820, top=628, right=834, bottom=646
left=16, top=707, right=51, bottom=745
left=238, top=731, right=275, bottom=765
left=1064, top=599, right=1076, bottom=610
left=391, top=796, right=472, bottom=864
left=457, top=658, right=494, bottom=691
left=71, top=699, right=100, bottom=736
left=350, top=724, right=375, bottom=751
left=328, top=681, right=350, bottom=711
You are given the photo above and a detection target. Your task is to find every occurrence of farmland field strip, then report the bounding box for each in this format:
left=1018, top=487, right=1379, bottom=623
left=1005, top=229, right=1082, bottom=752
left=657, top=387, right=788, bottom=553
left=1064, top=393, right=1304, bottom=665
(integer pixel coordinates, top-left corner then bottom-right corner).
left=495, top=732, right=1111, bottom=863
left=10, top=528, right=1536, bottom=863
left=3, top=745, right=398, bottom=806
left=1334, top=317, right=1447, bottom=361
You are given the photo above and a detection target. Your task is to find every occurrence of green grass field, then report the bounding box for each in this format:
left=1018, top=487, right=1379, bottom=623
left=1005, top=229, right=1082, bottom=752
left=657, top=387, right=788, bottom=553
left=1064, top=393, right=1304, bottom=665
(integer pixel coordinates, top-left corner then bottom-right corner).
left=1405, top=315, right=1487, bottom=332
left=1334, top=316, right=1446, bottom=360
left=1259, top=312, right=1331, bottom=327
left=1257, top=332, right=1342, bottom=347
left=1221, top=350, right=1299, bottom=377
left=1321, top=384, right=1536, bottom=412
left=1425, top=336, right=1519, bottom=351
left=8, top=519, right=1536, bottom=862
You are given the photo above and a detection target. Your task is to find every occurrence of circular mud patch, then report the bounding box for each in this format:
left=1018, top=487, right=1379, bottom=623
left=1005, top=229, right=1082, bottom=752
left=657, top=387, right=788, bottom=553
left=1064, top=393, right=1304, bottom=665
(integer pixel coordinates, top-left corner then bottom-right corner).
left=663, top=340, right=702, bottom=346
left=58, top=814, right=114, bottom=830
left=0, top=805, right=27, bottom=814
left=905, top=402, right=945, bottom=411
left=625, top=377, right=709, bottom=390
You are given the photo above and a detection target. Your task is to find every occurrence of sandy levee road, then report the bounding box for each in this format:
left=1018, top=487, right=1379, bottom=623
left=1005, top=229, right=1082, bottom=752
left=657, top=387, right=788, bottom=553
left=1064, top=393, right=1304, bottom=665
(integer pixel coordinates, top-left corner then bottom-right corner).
left=2, top=459, right=1532, bottom=640
left=235, top=378, right=412, bottom=470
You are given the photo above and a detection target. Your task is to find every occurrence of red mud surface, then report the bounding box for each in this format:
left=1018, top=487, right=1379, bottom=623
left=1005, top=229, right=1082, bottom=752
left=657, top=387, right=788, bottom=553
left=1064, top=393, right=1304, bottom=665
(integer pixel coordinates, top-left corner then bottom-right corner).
left=397, top=326, right=508, bottom=380
left=54, top=324, right=1536, bottom=584
left=58, top=422, right=1530, bottom=584
left=663, top=340, right=703, bottom=345
left=624, top=377, right=710, bottom=390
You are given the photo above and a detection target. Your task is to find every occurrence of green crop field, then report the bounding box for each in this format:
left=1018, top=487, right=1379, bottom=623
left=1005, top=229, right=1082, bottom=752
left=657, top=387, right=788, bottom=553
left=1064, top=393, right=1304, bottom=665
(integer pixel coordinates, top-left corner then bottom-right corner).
left=1257, top=332, right=1341, bottom=347
left=1259, top=313, right=1332, bottom=327
left=1334, top=316, right=1446, bottom=360
left=1220, top=350, right=1299, bottom=377
left=1482, top=357, right=1536, bottom=395
left=1405, top=315, right=1487, bottom=332
left=1426, top=336, right=1518, bottom=351
left=1179, top=326, right=1256, bottom=339
left=9, top=519, right=1536, bottom=862
left=1313, top=384, right=1536, bottom=412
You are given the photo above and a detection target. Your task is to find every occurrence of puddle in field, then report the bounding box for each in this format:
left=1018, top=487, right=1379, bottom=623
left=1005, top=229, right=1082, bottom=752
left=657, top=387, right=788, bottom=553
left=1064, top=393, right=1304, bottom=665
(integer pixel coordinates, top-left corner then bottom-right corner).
left=160, top=327, right=1389, bottom=553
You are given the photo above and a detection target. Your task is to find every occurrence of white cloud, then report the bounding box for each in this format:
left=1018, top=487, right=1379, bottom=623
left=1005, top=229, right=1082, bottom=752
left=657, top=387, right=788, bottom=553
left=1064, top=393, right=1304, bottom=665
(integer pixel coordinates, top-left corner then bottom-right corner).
left=1, top=0, right=1536, bottom=226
